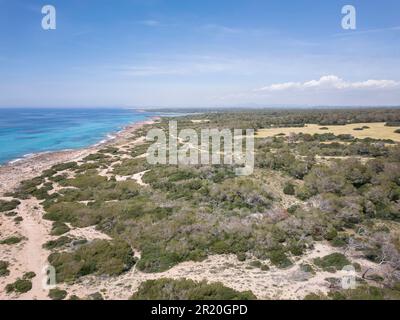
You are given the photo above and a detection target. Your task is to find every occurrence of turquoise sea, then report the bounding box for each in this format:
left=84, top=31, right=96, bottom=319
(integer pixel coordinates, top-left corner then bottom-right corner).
left=0, top=108, right=157, bottom=165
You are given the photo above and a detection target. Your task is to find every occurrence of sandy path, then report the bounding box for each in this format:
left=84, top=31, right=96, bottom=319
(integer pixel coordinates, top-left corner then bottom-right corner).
left=0, top=199, right=52, bottom=300
left=18, top=199, right=52, bottom=299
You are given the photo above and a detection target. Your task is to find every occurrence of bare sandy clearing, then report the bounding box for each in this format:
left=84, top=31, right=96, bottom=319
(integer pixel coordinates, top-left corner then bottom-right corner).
left=256, top=122, right=400, bottom=142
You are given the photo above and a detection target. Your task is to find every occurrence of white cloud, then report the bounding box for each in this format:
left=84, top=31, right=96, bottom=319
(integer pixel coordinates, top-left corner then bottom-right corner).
left=255, top=75, right=400, bottom=92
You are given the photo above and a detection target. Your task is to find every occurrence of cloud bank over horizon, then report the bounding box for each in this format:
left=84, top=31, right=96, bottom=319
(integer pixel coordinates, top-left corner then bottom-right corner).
left=255, top=75, right=400, bottom=92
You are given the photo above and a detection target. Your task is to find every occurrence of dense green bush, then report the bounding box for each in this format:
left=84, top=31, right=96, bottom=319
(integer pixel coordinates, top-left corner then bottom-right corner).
left=0, top=260, right=10, bottom=276
left=268, top=249, right=292, bottom=268
left=6, top=279, right=32, bottom=294
left=283, top=182, right=295, bottom=195
left=0, top=199, right=20, bottom=212
left=23, top=272, right=36, bottom=280
left=50, top=221, right=70, bottom=236
left=49, top=288, right=68, bottom=300
left=43, top=236, right=73, bottom=250
left=313, top=253, right=350, bottom=272
left=5, top=211, right=18, bottom=217
left=48, top=240, right=135, bottom=282
left=0, top=236, right=24, bottom=245
left=131, top=278, right=257, bottom=300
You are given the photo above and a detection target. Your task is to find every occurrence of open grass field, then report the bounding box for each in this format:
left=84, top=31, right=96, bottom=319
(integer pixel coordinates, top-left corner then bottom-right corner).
left=256, top=122, right=400, bottom=142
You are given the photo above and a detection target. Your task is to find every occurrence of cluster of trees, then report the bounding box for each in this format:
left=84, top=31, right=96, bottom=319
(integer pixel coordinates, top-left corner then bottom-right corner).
left=172, top=108, right=400, bottom=130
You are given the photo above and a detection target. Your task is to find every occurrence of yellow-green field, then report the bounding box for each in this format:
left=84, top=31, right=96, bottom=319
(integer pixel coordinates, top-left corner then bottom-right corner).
left=256, top=122, right=400, bottom=142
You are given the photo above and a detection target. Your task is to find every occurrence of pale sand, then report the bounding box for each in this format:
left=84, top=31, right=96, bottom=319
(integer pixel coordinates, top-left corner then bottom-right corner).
left=0, top=198, right=52, bottom=300
left=116, top=170, right=150, bottom=186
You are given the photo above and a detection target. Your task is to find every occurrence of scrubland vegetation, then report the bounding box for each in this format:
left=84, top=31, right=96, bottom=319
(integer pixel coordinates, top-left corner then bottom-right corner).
left=48, top=240, right=136, bottom=282
left=5, top=108, right=400, bottom=299
left=131, top=278, right=256, bottom=300
left=6, top=279, right=32, bottom=294
left=0, top=199, right=20, bottom=212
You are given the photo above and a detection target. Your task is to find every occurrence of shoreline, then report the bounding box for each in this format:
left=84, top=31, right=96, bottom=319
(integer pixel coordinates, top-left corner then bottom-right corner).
left=0, top=116, right=159, bottom=195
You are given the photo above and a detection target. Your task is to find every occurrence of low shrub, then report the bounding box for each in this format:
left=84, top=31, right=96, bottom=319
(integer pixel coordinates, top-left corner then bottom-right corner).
left=283, top=182, right=295, bottom=195
left=6, top=279, right=32, bottom=294
left=48, top=240, right=135, bottom=282
left=87, top=292, right=104, bottom=300
left=0, top=199, right=20, bottom=212
left=268, top=250, right=292, bottom=268
left=0, top=261, right=10, bottom=276
left=49, top=288, right=68, bottom=300
left=300, top=263, right=316, bottom=275
left=0, top=236, right=24, bottom=245
left=5, top=211, right=18, bottom=217
left=313, top=253, right=350, bottom=272
left=131, top=278, right=257, bottom=300
left=249, top=260, right=269, bottom=271
left=23, top=272, right=36, bottom=280
left=50, top=222, right=70, bottom=236
left=43, top=236, right=72, bottom=250
left=236, top=252, right=246, bottom=261
left=287, top=204, right=300, bottom=214
left=14, top=216, right=23, bottom=223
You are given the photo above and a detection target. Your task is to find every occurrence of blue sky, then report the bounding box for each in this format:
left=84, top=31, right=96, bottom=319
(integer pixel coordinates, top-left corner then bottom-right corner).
left=0, top=0, right=399, bottom=107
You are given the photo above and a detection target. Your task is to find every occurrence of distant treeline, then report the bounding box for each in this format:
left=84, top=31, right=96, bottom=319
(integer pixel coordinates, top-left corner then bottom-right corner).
left=165, top=108, right=400, bottom=129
